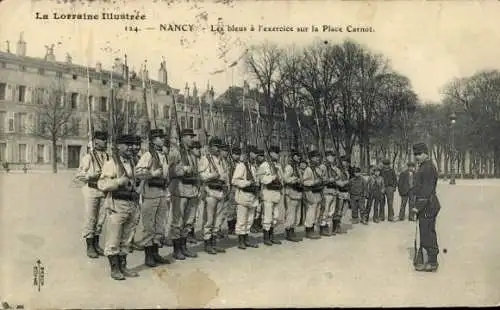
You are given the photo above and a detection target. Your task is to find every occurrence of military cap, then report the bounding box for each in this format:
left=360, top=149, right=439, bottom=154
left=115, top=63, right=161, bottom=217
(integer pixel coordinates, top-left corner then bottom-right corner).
left=232, top=145, right=242, bottom=155
left=325, top=149, right=336, bottom=156
left=93, top=131, right=108, bottom=141
left=353, top=166, right=361, bottom=173
left=150, top=129, right=166, bottom=139
left=413, top=142, right=428, bottom=155
left=269, top=145, right=280, bottom=154
left=181, top=128, right=196, bottom=136
left=290, top=149, right=300, bottom=157
left=191, top=141, right=202, bottom=149
left=248, top=145, right=258, bottom=154
left=382, top=158, right=391, bottom=165
left=309, top=149, right=320, bottom=158
left=257, top=149, right=265, bottom=156
left=163, top=137, right=170, bottom=147
left=340, top=155, right=350, bottom=162
left=117, top=134, right=135, bottom=145
left=133, top=135, right=142, bottom=145
left=407, top=162, right=415, bottom=167
left=209, top=136, right=223, bottom=147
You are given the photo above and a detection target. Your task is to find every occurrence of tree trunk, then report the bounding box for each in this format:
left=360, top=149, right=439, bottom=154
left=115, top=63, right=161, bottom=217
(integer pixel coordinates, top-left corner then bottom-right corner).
left=51, top=137, right=58, bottom=173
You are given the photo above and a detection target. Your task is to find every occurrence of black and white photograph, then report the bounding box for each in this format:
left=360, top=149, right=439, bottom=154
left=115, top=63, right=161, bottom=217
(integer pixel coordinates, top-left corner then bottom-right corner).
left=1, top=0, right=500, bottom=308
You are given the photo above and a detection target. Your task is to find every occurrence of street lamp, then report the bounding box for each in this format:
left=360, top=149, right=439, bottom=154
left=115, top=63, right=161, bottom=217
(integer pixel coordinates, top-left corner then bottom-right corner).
left=449, top=112, right=457, bottom=185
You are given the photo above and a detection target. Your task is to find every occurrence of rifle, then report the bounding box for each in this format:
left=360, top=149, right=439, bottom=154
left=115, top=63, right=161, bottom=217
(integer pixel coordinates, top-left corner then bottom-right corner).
left=198, top=85, right=221, bottom=184
left=124, top=54, right=130, bottom=134
left=220, top=104, right=235, bottom=170
left=109, top=67, right=128, bottom=181
left=241, top=81, right=259, bottom=193
left=85, top=64, right=102, bottom=174
left=171, top=91, right=190, bottom=166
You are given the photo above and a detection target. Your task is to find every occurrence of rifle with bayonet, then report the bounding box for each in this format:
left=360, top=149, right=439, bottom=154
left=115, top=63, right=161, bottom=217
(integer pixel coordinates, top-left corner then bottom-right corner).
left=240, top=82, right=260, bottom=194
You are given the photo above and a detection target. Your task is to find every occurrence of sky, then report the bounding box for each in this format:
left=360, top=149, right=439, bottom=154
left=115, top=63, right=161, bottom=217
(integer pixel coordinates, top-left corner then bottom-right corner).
left=1, top=0, right=500, bottom=102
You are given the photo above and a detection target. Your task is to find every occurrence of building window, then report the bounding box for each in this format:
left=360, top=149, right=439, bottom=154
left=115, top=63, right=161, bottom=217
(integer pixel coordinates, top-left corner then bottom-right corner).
left=72, top=118, right=80, bottom=136
left=88, top=95, right=94, bottom=110
left=163, top=106, right=169, bottom=119
left=18, top=144, right=27, bottom=162
left=18, top=85, right=26, bottom=102
left=196, top=117, right=201, bottom=130
left=15, top=113, right=27, bottom=133
left=0, top=83, right=5, bottom=100
left=116, top=99, right=123, bottom=112
left=102, top=80, right=107, bottom=85
left=0, top=143, right=6, bottom=162
left=19, top=65, right=26, bottom=72
left=8, top=118, right=14, bottom=132
left=38, top=68, right=45, bottom=75
left=153, top=104, right=159, bottom=117
left=33, top=88, right=45, bottom=104
left=181, top=116, right=186, bottom=129
left=166, top=90, right=170, bottom=95
left=131, top=85, right=136, bottom=90
left=0, top=111, right=5, bottom=132
left=56, top=72, right=62, bottom=78
left=71, top=93, right=78, bottom=109
left=118, top=82, right=123, bottom=88
left=100, top=97, right=107, bottom=112
left=37, top=144, right=45, bottom=163
left=56, top=145, right=62, bottom=164
left=72, top=74, right=77, bottom=80
left=189, top=116, right=194, bottom=129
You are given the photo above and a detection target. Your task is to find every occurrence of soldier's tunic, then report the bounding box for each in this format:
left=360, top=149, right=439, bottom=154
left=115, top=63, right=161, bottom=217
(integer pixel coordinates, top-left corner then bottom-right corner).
left=169, top=148, right=200, bottom=239
left=76, top=150, right=109, bottom=239
left=221, top=156, right=235, bottom=224
left=320, top=163, right=340, bottom=227
left=302, top=164, right=324, bottom=228
left=283, top=162, right=303, bottom=229
left=334, top=166, right=350, bottom=221
left=98, top=156, right=139, bottom=255
left=232, top=161, right=260, bottom=235
left=135, top=150, right=169, bottom=247
left=199, top=154, right=229, bottom=240
left=258, top=161, right=284, bottom=231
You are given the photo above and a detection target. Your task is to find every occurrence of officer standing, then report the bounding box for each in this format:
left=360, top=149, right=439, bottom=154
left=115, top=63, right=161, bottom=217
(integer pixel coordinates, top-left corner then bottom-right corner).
left=232, top=145, right=260, bottom=249
left=97, top=134, right=139, bottom=280
left=302, top=150, right=324, bottom=239
left=258, top=146, right=284, bottom=246
left=282, top=149, right=303, bottom=242
left=135, top=129, right=172, bottom=267
left=198, top=137, right=228, bottom=254
left=168, top=129, right=200, bottom=260
left=411, top=142, right=441, bottom=272
left=75, top=131, right=109, bottom=259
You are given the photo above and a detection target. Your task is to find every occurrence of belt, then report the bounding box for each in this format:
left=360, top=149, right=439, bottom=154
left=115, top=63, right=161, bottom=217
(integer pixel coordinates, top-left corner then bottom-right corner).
left=265, top=184, right=283, bottom=191
left=88, top=181, right=98, bottom=189
left=112, top=191, right=139, bottom=201
left=207, top=184, right=224, bottom=191
left=241, top=185, right=260, bottom=193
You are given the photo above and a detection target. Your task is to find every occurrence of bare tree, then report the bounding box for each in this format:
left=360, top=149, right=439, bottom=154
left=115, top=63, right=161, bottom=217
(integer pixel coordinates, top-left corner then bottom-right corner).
left=32, top=77, right=74, bottom=173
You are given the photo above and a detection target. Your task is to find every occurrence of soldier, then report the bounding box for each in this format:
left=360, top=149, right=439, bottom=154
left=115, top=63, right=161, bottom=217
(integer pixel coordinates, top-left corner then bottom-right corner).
left=216, top=141, right=233, bottom=239
left=128, top=134, right=145, bottom=253
left=232, top=145, right=260, bottom=249
left=198, top=137, right=229, bottom=254
left=135, top=129, right=172, bottom=267
left=168, top=128, right=200, bottom=260
left=302, top=149, right=324, bottom=239
left=75, top=131, right=109, bottom=259
left=258, top=146, right=284, bottom=246
left=250, top=147, right=264, bottom=233
left=97, top=134, right=140, bottom=280
left=223, top=143, right=239, bottom=235
left=320, top=150, right=340, bottom=236
left=411, top=143, right=441, bottom=272
left=282, top=149, right=303, bottom=242
left=332, top=155, right=350, bottom=234
left=379, top=159, right=397, bottom=222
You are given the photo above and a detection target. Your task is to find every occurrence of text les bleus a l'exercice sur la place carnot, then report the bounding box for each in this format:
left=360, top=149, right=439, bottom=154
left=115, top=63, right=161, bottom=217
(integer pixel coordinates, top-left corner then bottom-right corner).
left=33, top=11, right=374, bottom=34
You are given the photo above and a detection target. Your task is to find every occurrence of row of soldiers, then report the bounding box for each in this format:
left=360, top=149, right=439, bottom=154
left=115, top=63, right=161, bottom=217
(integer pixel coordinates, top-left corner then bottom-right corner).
left=77, top=128, right=369, bottom=281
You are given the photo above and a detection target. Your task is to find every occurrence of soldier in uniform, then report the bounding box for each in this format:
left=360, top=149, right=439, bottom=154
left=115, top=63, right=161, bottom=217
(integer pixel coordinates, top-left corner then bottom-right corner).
left=282, top=149, right=303, bottom=242
left=250, top=147, right=264, bottom=233
left=128, top=134, right=145, bottom=253
left=320, top=150, right=340, bottom=236
left=411, top=142, right=441, bottom=272
left=76, top=131, right=109, bottom=259
left=223, top=143, right=239, bottom=235
left=135, top=129, right=172, bottom=267
left=168, top=129, right=200, bottom=260
left=302, top=150, right=324, bottom=239
left=198, top=137, right=229, bottom=254
left=258, top=146, right=284, bottom=246
left=232, top=145, right=260, bottom=249
left=332, top=155, right=350, bottom=234
left=216, top=141, right=233, bottom=239
left=97, top=134, right=140, bottom=280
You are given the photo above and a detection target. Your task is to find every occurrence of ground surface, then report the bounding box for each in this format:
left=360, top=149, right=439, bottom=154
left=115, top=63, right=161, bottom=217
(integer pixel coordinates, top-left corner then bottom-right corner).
left=1, top=172, right=499, bottom=308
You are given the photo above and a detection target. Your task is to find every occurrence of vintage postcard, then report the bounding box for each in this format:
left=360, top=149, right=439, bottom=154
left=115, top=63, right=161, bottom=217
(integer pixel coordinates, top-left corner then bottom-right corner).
left=1, top=0, right=500, bottom=308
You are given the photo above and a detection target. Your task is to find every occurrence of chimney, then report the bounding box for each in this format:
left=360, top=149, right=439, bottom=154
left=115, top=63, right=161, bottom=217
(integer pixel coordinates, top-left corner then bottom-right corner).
left=158, top=59, right=168, bottom=84
left=5, top=40, right=10, bottom=53
left=16, top=32, right=26, bottom=56
left=113, top=57, right=123, bottom=75
left=96, top=62, right=102, bottom=73
left=44, top=43, right=55, bottom=61
left=65, top=53, right=72, bottom=64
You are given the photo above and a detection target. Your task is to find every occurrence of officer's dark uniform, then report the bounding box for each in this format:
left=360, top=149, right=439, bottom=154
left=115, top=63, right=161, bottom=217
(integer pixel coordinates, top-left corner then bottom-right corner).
left=413, top=142, right=441, bottom=272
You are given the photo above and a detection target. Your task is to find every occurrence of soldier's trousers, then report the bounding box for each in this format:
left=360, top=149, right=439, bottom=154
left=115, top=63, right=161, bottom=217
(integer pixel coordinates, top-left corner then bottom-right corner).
left=399, top=192, right=416, bottom=219
left=284, top=196, right=301, bottom=229
left=195, top=199, right=205, bottom=233
left=350, top=196, right=365, bottom=220
left=139, top=196, right=169, bottom=247
left=203, top=196, right=225, bottom=240
left=126, top=203, right=142, bottom=244
left=304, top=201, right=321, bottom=228
left=171, top=196, right=198, bottom=239
left=104, top=198, right=138, bottom=256
left=82, top=187, right=107, bottom=239
left=236, top=205, right=256, bottom=235
left=419, top=216, right=439, bottom=261
left=262, top=200, right=281, bottom=231
left=333, top=198, right=349, bottom=221
left=320, top=194, right=336, bottom=226
left=380, top=187, right=395, bottom=219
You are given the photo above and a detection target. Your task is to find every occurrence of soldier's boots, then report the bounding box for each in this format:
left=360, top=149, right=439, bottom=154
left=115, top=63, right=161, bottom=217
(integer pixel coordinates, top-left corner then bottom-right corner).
left=204, top=239, right=217, bottom=255
left=118, top=255, right=139, bottom=277
left=228, top=219, right=237, bottom=235
left=86, top=237, right=99, bottom=259
left=263, top=230, right=273, bottom=246
left=144, top=246, right=157, bottom=267
left=152, top=244, right=172, bottom=264
left=107, top=255, right=125, bottom=281
left=351, top=218, right=360, bottom=225
left=180, top=237, right=198, bottom=258
left=238, top=235, right=247, bottom=249
left=211, top=236, right=226, bottom=253
left=320, top=225, right=332, bottom=236
left=269, top=228, right=282, bottom=244
left=172, top=239, right=186, bottom=260
left=251, top=218, right=263, bottom=233
left=305, top=227, right=321, bottom=239
left=93, top=235, right=105, bottom=256
left=285, top=228, right=302, bottom=242
left=244, top=234, right=259, bottom=248
left=187, top=229, right=197, bottom=244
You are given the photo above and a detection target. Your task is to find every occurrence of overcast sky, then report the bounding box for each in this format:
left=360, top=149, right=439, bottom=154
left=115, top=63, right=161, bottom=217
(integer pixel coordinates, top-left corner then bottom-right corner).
left=1, top=0, right=500, bottom=102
